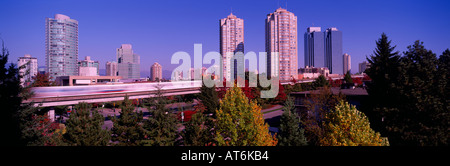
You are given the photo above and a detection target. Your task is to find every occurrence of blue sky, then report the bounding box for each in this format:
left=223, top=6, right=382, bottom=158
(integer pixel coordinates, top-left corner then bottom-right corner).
left=1, top=0, right=449, bottom=77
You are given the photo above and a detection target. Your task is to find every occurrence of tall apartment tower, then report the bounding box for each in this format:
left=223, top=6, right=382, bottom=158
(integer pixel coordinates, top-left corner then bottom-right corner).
left=106, top=61, right=118, bottom=76
left=17, top=54, right=38, bottom=86
left=325, top=27, right=343, bottom=74
left=304, top=27, right=324, bottom=68
left=220, top=13, right=244, bottom=81
left=266, top=7, right=298, bottom=81
left=45, top=14, right=79, bottom=78
left=343, top=53, right=351, bottom=74
left=150, top=62, right=162, bottom=81
left=117, top=44, right=140, bottom=79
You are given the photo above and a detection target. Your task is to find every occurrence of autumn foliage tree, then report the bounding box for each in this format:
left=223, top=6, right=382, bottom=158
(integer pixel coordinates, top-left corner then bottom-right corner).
left=32, top=73, right=57, bottom=87
left=319, top=101, right=389, bottom=146
left=215, top=85, right=277, bottom=146
left=302, top=87, right=346, bottom=145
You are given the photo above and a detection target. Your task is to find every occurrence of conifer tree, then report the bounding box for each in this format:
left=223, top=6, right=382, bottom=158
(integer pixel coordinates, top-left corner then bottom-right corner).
left=389, top=41, right=448, bottom=145
left=64, top=102, right=110, bottom=146
left=215, top=85, right=277, bottom=146
left=277, top=96, right=307, bottom=146
left=110, top=96, right=146, bottom=146
left=0, top=42, right=33, bottom=146
left=364, top=33, right=401, bottom=132
left=343, top=71, right=353, bottom=84
left=313, top=75, right=329, bottom=88
left=143, top=83, right=178, bottom=146
left=182, top=112, right=211, bottom=146
left=198, top=81, right=219, bottom=116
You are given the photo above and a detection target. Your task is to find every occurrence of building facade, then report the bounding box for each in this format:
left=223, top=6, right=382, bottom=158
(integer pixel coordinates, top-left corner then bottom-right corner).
left=45, top=14, right=79, bottom=78
left=150, top=62, right=162, bottom=81
left=266, top=7, right=298, bottom=81
left=220, top=13, right=244, bottom=81
left=17, top=54, right=38, bottom=86
left=117, top=44, right=140, bottom=79
left=298, top=66, right=329, bottom=79
left=325, top=27, right=343, bottom=74
left=78, top=56, right=99, bottom=76
left=106, top=61, right=118, bottom=76
left=304, top=27, right=324, bottom=68
left=359, top=61, right=371, bottom=73
left=343, top=53, right=351, bottom=74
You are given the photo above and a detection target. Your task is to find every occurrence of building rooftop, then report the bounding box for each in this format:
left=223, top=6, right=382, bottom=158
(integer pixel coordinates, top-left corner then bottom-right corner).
left=307, top=27, right=321, bottom=32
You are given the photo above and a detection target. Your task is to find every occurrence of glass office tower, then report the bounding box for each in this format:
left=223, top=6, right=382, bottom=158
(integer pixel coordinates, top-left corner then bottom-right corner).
left=45, top=14, right=79, bottom=79
left=325, top=27, right=343, bottom=74
left=304, top=27, right=324, bottom=68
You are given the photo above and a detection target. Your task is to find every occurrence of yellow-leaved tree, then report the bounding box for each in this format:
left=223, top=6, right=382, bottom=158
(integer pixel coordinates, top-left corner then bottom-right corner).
left=320, top=101, right=389, bottom=146
left=215, top=85, right=277, bottom=146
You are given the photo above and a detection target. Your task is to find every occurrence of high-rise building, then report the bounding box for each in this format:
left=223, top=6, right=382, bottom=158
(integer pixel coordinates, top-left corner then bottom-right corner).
left=359, top=61, right=371, bottom=73
left=117, top=44, right=140, bottom=79
left=17, top=54, right=38, bottom=86
left=78, top=56, right=99, bottom=76
left=220, top=13, right=244, bottom=81
left=343, top=53, right=351, bottom=74
left=266, top=7, right=298, bottom=81
left=304, top=27, right=324, bottom=68
left=45, top=14, right=79, bottom=79
left=106, top=61, right=118, bottom=76
left=150, top=62, right=162, bottom=81
left=325, top=27, right=343, bottom=74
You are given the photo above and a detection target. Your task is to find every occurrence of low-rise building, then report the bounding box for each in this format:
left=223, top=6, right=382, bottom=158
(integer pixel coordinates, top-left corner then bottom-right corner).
left=56, top=75, right=122, bottom=86
left=298, top=66, right=330, bottom=79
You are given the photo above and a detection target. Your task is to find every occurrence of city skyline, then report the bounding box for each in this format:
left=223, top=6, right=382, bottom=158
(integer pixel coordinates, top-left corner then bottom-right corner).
left=1, top=0, right=450, bottom=78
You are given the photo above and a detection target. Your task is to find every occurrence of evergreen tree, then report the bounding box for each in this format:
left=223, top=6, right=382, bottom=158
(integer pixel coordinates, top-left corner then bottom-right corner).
left=215, top=85, right=277, bottom=146
left=386, top=40, right=448, bottom=146
left=143, top=83, right=178, bottom=146
left=110, top=96, right=146, bottom=146
left=366, top=35, right=449, bottom=146
left=198, top=81, right=219, bottom=116
left=313, top=75, right=329, bottom=88
left=182, top=112, right=212, bottom=146
left=343, top=71, right=353, bottom=84
left=364, top=33, right=401, bottom=131
left=437, top=49, right=450, bottom=109
left=0, top=42, right=28, bottom=146
left=64, top=102, right=110, bottom=146
left=277, top=96, right=308, bottom=146
left=320, top=101, right=389, bottom=146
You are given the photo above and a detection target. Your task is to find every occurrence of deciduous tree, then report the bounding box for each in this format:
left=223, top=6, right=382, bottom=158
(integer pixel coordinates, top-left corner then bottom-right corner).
left=320, top=101, right=389, bottom=146
left=215, top=86, right=277, bottom=146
